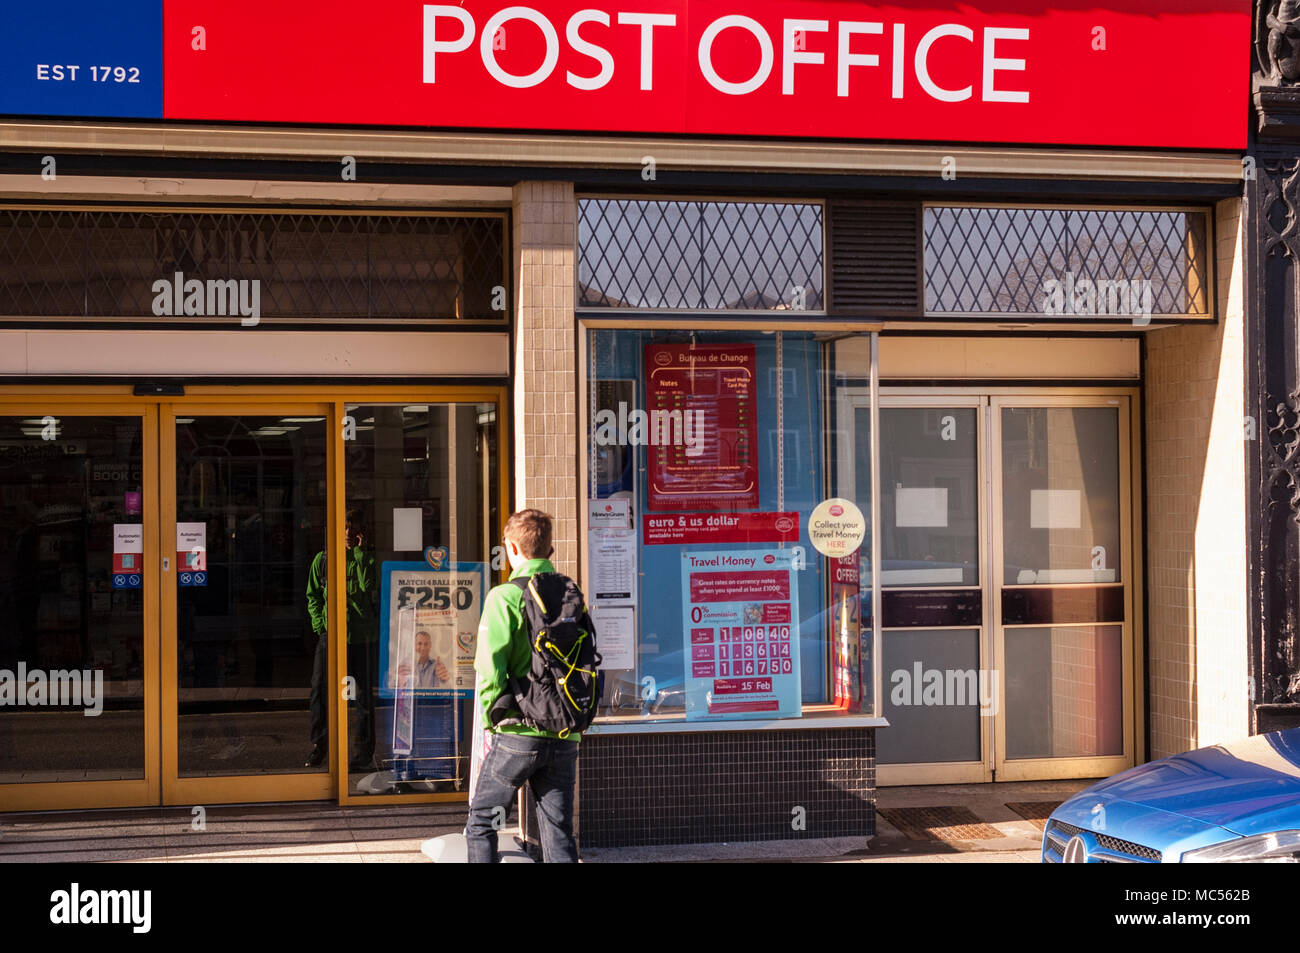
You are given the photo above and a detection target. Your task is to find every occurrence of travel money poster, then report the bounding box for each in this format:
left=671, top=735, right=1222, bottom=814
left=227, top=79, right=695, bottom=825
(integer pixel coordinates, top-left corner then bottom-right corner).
left=681, top=549, right=800, bottom=721
left=378, top=562, right=485, bottom=700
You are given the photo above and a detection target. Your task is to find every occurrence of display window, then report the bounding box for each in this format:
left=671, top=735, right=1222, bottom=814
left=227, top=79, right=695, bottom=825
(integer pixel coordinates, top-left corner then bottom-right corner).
left=583, top=328, right=881, bottom=724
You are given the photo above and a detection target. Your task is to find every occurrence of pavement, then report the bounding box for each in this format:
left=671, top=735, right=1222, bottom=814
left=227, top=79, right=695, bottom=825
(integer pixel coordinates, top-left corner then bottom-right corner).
left=0, top=779, right=1093, bottom=863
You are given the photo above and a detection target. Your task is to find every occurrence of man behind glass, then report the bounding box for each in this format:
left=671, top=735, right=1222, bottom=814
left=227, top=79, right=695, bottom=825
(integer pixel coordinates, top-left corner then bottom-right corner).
left=305, top=509, right=378, bottom=770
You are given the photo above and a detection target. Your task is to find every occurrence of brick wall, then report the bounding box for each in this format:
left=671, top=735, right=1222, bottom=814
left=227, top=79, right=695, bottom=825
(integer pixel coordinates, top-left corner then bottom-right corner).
left=1142, top=197, right=1248, bottom=759
left=511, top=181, right=579, bottom=568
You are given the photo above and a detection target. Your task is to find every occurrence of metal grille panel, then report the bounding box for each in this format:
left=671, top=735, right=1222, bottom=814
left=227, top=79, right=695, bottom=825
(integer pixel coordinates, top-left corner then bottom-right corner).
left=924, top=206, right=1210, bottom=317
left=0, top=209, right=506, bottom=322
left=827, top=201, right=921, bottom=315
left=1048, top=820, right=1163, bottom=861
left=578, top=199, right=823, bottom=311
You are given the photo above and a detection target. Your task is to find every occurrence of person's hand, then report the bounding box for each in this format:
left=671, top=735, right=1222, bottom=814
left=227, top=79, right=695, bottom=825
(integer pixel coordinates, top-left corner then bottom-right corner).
left=435, top=659, right=450, bottom=683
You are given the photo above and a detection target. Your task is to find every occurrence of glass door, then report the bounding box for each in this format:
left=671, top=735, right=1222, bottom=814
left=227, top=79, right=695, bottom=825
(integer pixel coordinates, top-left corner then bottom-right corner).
left=991, top=396, right=1133, bottom=781
left=161, top=403, right=334, bottom=805
left=0, top=402, right=159, bottom=811
left=859, top=389, right=1136, bottom=785
left=874, top=397, right=990, bottom=785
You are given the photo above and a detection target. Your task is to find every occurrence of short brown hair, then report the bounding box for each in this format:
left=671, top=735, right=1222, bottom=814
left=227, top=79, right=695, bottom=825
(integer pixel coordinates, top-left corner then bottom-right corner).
left=503, top=508, right=553, bottom=559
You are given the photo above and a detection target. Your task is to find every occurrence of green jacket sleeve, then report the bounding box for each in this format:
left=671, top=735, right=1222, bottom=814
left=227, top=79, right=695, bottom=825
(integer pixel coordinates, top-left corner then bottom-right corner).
left=306, top=552, right=327, bottom=635
left=475, top=584, right=523, bottom=727
left=346, top=548, right=378, bottom=641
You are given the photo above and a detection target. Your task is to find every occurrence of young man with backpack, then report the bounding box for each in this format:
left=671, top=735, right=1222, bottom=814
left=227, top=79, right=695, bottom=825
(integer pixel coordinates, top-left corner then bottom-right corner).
left=465, top=508, right=600, bottom=863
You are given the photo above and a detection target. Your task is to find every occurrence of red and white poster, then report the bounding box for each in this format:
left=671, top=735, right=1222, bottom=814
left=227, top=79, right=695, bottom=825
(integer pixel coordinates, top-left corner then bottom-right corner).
left=157, top=1, right=1248, bottom=149
left=681, top=549, right=801, bottom=721
left=643, top=511, right=798, bottom=545
left=645, top=342, right=757, bottom=511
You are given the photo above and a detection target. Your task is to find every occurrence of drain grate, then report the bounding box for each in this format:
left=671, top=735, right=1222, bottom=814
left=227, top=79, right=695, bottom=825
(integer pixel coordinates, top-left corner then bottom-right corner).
left=877, top=806, right=1004, bottom=843
left=1004, top=801, right=1064, bottom=832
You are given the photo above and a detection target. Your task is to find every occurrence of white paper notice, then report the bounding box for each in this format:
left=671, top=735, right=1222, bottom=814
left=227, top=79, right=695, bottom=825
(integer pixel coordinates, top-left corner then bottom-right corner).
left=1030, top=489, right=1081, bottom=529
left=176, top=522, right=205, bottom=552
left=589, top=497, right=631, bottom=530
left=392, top=507, right=423, bottom=552
left=176, top=522, right=206, bottom=570
left=591, top=605, right=635, bottom=670
left=113, top=524, right=143, bottom=553
left=895, top=487, right=948, bottom=528
left=589, top=529, right=637, bottom=605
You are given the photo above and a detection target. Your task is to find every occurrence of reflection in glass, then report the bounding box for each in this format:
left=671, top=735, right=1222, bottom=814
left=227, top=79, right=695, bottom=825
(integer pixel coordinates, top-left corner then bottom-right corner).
left=589, top=329, right=839, bottom=717
left=343, top=403, right=498, bottom=795
left=878, top=407, right=978, bottom=587
left=878, top=629, right=983, bottom=765
left=175, top=416, right=327, bottom=777
left=1002, top=407, right=1120, bottom=585
left=1004, top=625, right=1123, bottom=759
left=0, top=416, right=145, bottom=783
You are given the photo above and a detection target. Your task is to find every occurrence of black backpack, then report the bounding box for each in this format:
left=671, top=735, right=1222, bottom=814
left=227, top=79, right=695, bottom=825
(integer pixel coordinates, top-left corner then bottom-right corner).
left=488, top=572, right=601, bottom=737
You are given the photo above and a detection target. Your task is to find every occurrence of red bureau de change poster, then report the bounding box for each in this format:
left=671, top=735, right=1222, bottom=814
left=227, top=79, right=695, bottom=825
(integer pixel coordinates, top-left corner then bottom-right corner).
left=645, top=342, right=757, bottom=511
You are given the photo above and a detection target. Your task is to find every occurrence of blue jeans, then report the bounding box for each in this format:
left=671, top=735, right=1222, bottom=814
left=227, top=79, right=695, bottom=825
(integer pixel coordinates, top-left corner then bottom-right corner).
left=465, top=734, right=579, bottom=863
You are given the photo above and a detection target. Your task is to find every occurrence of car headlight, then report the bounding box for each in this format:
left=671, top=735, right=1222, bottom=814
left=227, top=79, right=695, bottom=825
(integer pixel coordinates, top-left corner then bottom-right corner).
left=1182, top=831, right=1300, bottom=862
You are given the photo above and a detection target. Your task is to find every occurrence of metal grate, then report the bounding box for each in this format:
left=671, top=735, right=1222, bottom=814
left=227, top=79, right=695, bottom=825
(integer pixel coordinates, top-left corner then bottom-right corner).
left=1049, top=820, right=1163, bottom=861
left=1005, top=800, right=1065, bottom=833
left=924, top=206, right=1210, bottom=317
left=827, top=201, right=921, bottom=316
left=878, top=805, right=1004, bottom=843
left=577, top=199, right=823, bottom=311
left=0, top=209, right=506, bottom=323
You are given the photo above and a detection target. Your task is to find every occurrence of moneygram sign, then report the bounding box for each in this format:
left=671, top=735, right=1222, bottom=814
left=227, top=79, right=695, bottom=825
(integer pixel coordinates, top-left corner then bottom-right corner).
left=3, top=1, right=1247, bottom=148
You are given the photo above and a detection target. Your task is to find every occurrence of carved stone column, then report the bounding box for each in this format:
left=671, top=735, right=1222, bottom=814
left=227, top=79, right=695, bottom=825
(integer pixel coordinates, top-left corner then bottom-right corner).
left=1247, top=1, right=1300, bottom=731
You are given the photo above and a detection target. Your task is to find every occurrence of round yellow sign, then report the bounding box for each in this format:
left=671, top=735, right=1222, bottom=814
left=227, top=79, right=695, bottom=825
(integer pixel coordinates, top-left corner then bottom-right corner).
left=808, top=498, right=866, bottom=559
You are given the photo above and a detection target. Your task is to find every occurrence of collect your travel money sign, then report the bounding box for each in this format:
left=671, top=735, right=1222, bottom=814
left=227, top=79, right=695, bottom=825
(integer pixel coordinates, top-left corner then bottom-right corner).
left=3, top=1, right=1247, bottom=149
left=808, top=498, right=866, bottom=559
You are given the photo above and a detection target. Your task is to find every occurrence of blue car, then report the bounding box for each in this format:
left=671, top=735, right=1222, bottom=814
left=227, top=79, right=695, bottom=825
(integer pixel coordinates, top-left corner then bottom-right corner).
left=1042, top=728, right=1300, bottom=862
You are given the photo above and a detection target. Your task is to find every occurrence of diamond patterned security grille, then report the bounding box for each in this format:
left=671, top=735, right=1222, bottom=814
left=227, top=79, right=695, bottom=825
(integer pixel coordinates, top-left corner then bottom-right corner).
left=924, top=207, right=1210, bottom=317
left=578, top=199, right=824, bottom=310
left=0, top=209, right=507, bottom=322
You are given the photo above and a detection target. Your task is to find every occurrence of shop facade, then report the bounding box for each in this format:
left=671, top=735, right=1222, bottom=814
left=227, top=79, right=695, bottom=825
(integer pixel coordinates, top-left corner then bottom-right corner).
left=0, top=1, right=1257, bottom=847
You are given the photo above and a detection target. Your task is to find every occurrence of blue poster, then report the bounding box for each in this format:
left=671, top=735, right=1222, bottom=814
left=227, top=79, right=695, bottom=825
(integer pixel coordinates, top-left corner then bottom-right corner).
left=0, top=2, right=162, bottom=119
left=680, top=549, right=801, bottom=721
left=377, top=561, right=485, bottom=701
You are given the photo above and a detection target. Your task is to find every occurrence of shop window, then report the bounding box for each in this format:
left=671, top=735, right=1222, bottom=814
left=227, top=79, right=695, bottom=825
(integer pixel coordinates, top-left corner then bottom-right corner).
left=578, top=199, right=824, bottom=311
left=923, top=206, right=1210, bottom=318
left=341, top=402, right=499, bottom=796
left=586, top=329, right=877, bottom=724
left=0, top=209, right=507, bottom=323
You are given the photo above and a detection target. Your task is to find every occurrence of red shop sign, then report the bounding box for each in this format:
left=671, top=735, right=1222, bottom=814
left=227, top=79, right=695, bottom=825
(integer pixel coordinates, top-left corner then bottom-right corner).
left=162, top=1, right=1248, bottom=149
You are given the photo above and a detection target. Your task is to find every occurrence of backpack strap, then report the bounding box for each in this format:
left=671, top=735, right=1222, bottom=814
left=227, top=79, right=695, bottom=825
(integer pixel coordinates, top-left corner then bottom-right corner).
left=509, top=576, right=537, bottom=639
left=487, top=578, right=534, bottom=728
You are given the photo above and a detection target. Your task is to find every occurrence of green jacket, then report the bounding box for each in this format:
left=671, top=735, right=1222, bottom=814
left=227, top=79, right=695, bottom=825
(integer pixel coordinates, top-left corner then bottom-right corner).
left=306, top=547, right=378, bottom=644
left=475, top=557, right=580, bottom=742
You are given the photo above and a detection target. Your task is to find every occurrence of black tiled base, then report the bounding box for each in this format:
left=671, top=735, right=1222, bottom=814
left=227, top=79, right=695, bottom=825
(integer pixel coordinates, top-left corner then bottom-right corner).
left=577, top=728, right=875, bottom=848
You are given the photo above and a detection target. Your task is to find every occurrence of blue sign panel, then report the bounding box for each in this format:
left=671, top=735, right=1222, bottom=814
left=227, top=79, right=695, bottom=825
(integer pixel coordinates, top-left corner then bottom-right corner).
left=0, top=2, right=161, bottom=118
